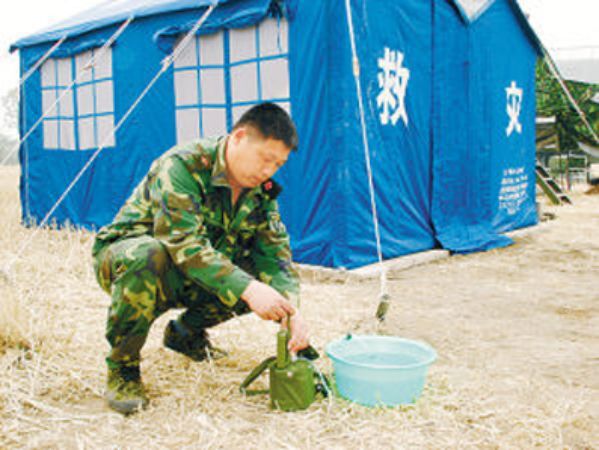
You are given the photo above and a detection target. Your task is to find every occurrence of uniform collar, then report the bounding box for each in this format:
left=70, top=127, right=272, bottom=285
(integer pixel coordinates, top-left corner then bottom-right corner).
left=210, top=136, right=229, bottom=188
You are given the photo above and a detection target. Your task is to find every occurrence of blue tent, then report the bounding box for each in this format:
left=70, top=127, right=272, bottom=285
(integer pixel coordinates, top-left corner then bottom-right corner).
left=11, top=0, right=542, bottom=268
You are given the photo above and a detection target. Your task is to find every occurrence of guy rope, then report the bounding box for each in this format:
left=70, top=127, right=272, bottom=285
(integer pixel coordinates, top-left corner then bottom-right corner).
left=0, top=18, right=134, bottom=166
left=343, top=0, right=390, bottom=321
left=1, top=4, right=218, bottom=280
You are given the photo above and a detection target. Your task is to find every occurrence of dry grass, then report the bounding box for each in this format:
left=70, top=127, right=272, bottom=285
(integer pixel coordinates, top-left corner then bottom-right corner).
left=0, top=165, right=597, bottom=449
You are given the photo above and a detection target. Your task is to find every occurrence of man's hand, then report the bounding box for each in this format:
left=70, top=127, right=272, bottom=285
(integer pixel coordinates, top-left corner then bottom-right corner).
left=281, top=312, right=309, bottom=353
left=241, top=280, right=296, bottom=321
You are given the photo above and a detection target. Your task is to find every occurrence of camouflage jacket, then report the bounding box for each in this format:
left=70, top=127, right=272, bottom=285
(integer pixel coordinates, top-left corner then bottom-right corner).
left=92, top=137, right=299, bottom=308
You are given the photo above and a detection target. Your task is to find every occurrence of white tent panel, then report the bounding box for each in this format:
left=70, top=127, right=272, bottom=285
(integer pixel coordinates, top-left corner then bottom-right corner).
left=259, top=18, right=287, bottom=56
left=199, top=33, right=224, bottom=65
left=231, top=63, right=258, bottom=103
left=176, top=108, right=200, bottom=143
left=261, top=58, right=288, bottom=100
left=77, top=84, right=95, bottom=116
left=58, top=89, right=74, bottom=116
left=230, top=26, right=256, bottom=63
left=200, top=69, right=225, bottom=104
left=41, top=60, right=56, bottom=86
left=174, top=70, right=199, bottom=106
left=97, top=115, right=116, bottom=147
left=201, top=108, right=227, bottom=137
left=75, top=51, right=93, bottom=83
left=57, top=58, right=72, bottom=86
left=43, top=121, right=58, bottom=149
left=174, top=38, right=197, bottom=68
left=60, top=120, right=76, bottom=150
left=96, top=81, right=115, bottom=114
left=94, top=48, right=113, bottom=80
left=42, top=90, right=58, bottom=117
left=78, top=117, right=95, bottom=150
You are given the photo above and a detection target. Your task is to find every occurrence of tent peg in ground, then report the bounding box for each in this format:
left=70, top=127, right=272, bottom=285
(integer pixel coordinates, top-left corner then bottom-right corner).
left=375, top=293, right=390, bottom=322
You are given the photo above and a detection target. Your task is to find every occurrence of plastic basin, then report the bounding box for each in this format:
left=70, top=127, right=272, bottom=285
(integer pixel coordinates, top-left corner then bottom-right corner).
left=326, top=335, right=437, bottom=407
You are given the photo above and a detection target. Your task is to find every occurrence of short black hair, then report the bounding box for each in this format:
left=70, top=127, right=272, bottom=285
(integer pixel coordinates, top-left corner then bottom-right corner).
left=232, top=102, right=298, bottom=151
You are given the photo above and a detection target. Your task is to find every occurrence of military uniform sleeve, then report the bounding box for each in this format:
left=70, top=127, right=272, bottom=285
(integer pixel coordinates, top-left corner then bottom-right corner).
left=150, top=156, right=254, bottom=307
left=252, top=199, right=300, bottom=307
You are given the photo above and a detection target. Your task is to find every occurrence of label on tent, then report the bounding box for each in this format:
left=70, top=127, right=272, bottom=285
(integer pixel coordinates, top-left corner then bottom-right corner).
left=376, top=47, right=410, bottom=127
left=498, top=167, right=529, bottom=216
left=505, top=81, right=523, bottom=137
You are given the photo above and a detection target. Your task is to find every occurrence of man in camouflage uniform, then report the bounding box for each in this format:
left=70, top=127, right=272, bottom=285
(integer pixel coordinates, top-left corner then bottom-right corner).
left=92, top=103, right=308, bottom=414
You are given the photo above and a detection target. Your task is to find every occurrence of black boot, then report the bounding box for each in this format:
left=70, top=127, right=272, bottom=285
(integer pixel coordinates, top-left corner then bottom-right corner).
left=163, top=320, right=227, bottom=362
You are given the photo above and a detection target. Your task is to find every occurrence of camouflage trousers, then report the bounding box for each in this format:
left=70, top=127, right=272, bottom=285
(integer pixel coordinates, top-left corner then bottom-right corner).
left=93, top=235, right=251, bottom=369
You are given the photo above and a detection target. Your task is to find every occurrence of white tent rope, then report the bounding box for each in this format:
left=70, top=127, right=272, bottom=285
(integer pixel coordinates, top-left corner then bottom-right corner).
left=0, top=17, right=134, bottom=167
left=161, top=2, right=217, bottom=69
left=20, top=36, right=68, bottom=89
left=3, top=18, right=134, bottom=221
left=1, top=5, right=217, bottom=278
left=343, top=0, right=388, bottom=297
left=543, top=49, right=599, bottom=145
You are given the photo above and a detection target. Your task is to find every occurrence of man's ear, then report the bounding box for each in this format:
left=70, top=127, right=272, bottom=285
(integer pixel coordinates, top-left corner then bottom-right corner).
left=230, top=126, right=247, bottom=145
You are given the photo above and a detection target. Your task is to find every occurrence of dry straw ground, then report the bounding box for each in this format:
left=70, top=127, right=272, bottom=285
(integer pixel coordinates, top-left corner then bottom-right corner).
left=0, top=165, right=597, bottom=449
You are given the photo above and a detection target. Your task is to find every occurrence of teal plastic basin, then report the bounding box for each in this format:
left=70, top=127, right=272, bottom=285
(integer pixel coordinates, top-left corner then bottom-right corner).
left=326, top=335, right=436, bottom=407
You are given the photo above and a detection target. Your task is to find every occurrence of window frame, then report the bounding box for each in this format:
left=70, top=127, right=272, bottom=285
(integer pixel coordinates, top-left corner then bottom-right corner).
left=173, top=17, right=290, bottom=143
left=40, top=47, right=117, bottom=151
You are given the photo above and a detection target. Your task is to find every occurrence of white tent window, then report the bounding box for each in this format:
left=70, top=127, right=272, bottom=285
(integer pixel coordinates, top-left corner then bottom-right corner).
left=40, top=57, right=75, bottom=150
left=40, top=47, right=116, bottom=151
left=75, top=48, right=116, bottom=150
left=173, top=17, right=290, bottom=144
left=174, top=29, right=227, bottom=140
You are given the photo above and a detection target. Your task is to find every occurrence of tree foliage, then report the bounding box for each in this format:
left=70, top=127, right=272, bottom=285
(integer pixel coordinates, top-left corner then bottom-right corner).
left=536, top=59, right=599, bottom=152
left=2, top=88, right=18, bottom=134
left=0, top=88, right=19, bottom=165
left=0, top=133, right=18, bottom=165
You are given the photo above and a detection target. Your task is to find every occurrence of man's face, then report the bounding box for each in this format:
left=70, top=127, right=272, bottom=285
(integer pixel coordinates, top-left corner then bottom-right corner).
left=226, top=126, right=291, bottom=189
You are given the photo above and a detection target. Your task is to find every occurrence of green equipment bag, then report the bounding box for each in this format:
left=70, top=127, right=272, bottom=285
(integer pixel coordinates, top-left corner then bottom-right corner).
left=239, top=329, right=328, bottom=411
